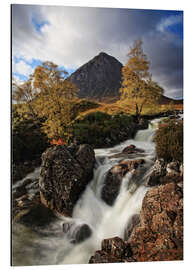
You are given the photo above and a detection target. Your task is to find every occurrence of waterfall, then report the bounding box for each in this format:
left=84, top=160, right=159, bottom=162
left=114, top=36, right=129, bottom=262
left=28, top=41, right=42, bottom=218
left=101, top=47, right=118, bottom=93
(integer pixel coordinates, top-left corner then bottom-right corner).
left=12, top=117, right=163, bottom=266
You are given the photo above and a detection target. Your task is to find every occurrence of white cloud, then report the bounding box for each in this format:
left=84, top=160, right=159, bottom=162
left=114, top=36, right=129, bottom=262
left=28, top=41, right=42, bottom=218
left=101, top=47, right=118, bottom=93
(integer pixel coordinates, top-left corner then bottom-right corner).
left=157, top=14, right=183, bottom=32
left=13, top=59, right=33, bottom=77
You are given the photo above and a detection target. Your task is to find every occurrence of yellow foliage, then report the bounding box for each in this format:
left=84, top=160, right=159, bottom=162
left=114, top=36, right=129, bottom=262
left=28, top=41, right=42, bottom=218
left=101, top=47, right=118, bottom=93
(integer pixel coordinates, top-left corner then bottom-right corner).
left=120, top=40, right=163, bottom=117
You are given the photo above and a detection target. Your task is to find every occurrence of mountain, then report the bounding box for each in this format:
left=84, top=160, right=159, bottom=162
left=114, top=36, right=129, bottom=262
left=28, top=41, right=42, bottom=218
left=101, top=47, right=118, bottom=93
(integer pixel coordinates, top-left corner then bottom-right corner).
left=69, top=52, right=183, bottom=104
left=69, top=52, right=123, bottom=100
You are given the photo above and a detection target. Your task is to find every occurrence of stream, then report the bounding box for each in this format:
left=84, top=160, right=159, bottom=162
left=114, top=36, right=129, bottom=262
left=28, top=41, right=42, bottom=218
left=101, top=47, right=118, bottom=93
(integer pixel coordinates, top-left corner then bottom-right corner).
left=12, top=117, right=163, bottom=266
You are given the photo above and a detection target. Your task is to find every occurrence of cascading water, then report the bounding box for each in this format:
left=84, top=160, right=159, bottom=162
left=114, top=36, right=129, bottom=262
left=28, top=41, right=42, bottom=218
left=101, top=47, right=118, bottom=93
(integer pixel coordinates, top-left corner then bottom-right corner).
left=12, top=117, right=163, bottom=266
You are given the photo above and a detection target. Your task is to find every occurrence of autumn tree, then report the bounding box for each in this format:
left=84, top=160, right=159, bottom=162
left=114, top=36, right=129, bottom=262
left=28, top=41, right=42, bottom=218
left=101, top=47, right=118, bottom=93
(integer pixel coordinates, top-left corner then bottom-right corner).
left=12, top=61, right=78, bottom=142
left=32, top=61, right=78, bottom=141
left=120, top=40, right=163, bottom=119
left=12, top=76, right=38, bottom=119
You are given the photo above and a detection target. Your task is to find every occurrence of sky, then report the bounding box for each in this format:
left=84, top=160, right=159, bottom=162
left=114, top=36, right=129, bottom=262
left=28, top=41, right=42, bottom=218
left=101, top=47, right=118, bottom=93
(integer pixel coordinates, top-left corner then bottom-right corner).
left=12, top=4, right=183, bottom=99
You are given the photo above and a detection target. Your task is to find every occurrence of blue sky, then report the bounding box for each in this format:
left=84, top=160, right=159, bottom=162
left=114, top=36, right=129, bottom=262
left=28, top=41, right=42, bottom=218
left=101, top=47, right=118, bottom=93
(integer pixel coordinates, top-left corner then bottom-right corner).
left=12, top=5, right=183, bottom=99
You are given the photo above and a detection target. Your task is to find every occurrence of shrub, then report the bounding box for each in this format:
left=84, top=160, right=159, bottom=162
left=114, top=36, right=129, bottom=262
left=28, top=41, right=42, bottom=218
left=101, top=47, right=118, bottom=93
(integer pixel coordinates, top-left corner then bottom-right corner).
left=12, top=118, right=49, bottom=164
left=72, top=112, right=136, bottom=147
left=155, top=119, right=183, bottom=162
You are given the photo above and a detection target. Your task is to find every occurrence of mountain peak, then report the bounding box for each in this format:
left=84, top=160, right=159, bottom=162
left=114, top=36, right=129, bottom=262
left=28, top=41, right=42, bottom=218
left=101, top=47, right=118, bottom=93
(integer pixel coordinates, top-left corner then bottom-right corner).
left=69, top=53, right=123, bottom=100
left=98, top=52, right=109, bottom=57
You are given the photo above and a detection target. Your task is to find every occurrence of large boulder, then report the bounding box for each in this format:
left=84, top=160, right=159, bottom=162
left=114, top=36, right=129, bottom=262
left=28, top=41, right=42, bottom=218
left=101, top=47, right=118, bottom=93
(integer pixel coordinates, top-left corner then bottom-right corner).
left=39, top=144, right=95, bottom=217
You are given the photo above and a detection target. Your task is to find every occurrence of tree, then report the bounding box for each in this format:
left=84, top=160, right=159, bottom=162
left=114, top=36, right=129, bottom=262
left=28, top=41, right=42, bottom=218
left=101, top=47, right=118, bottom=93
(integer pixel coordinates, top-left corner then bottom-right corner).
left=120, top=40, right=163, bottom=119
left=12, top=76, right=38, bottom=118
left=32, top=61, right=78, bottom=140
left=12, top=61, right=78, bottom=141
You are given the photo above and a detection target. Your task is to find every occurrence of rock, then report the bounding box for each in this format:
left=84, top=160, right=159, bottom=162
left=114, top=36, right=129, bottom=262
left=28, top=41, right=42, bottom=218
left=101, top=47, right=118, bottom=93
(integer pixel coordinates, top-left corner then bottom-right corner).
left=124, top=214, right=141, bottom=241
left=129, top=181, right=183, bottom=261
left=146, top=159, right=166, bottom=186
left=101, top=159, right=145, bottom=205
left=122, top=145, right=145, bottom=154
left=110, top=145, right=145, bottom=159
left=166, top=162, right=180, bottom=176
left=12, top=159, right=41, bottom=183
left=39, top=144, right=95, bottom=217
left=89, top=237, right=134, bottom=263
left=63, top=222, right=92, bottom=244
left=101, top=237, right=128, bottom=258
left=17, top=204, right=57, bottom=229
left=120, top=159, right=145, bottom=171
left=89, top=250, right=123, bottom=263
left=101, top=166, right=123, bottom=206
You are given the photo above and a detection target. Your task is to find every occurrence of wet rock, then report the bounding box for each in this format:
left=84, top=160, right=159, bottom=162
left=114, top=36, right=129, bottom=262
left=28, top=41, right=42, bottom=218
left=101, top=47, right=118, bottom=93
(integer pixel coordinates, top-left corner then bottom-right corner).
left=12, top=159, right=41, bottom=183
left=119, top=159, right=145, bottom=171
left=122, top=144, right=145, bottom=154
left=101, top=159, right=145, bottom=205
left=146, top=159, right=166, bottom=186
left=89, top=237, right=134, bottom=263
left=124, top=214, right=141, bottom=241
left=129, top=181, right=183, bottom=261
left=102, top=237, right=128, bottom=258
left=12, top=177, right=41, bottom=223
left=18, top=204, right=57, bottom=229
left=101, top=166, right=123, bottom=205
left=89, top=250, right=123, bottom=263
left=63, top=222, right=92, bottom=244
left=109, top=144, right=145, bottom=159
left=39, top=144, right=95, bottom=217
left=166, top=162, right=180, bottom=176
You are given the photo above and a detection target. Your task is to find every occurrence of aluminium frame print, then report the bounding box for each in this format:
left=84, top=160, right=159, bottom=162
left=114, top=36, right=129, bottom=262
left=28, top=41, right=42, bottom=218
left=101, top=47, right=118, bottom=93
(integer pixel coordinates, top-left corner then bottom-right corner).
left=11, top=3, right=183, bottom=266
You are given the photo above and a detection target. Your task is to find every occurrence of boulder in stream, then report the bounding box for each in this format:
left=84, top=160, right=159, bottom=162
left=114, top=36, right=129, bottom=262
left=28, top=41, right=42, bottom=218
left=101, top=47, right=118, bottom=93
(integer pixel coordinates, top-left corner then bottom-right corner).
left=101, top=159, right=145, bottom=205
left=39, top=144, right=95, bottom=217
left=63, top=222, right=92, bottom=244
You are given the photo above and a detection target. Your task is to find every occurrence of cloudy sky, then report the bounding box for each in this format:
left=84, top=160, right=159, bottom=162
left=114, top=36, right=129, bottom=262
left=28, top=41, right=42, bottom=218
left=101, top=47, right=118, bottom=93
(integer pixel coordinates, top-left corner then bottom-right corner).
left=12, top=4, right=183, bottom=99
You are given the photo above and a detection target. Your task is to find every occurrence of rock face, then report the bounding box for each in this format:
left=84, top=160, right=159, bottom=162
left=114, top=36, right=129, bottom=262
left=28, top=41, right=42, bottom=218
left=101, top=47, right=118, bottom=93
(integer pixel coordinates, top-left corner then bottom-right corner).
left=129, top=181, right=183, bottom=261
left=69, top=52, right=123, bottom=100
left=101, top=159, right=145, bottom=205
left=39, top=144, right=95, bottom=217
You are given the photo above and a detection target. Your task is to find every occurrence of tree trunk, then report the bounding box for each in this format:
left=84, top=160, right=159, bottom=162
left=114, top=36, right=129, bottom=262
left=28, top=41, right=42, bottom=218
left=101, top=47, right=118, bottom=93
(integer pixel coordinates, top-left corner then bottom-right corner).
left=135, top=103, right=140, bottom=122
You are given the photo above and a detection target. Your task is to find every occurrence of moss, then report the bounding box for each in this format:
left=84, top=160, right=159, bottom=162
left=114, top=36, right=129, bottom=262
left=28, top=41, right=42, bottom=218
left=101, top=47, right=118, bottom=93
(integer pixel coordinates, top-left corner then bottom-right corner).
left=155, top=119, right=183, bottom=162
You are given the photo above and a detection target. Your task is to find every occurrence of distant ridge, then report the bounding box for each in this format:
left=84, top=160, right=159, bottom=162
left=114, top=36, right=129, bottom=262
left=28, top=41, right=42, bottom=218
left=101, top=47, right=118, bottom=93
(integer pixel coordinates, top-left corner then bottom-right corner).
left=158, top=95, right=183, bottom=105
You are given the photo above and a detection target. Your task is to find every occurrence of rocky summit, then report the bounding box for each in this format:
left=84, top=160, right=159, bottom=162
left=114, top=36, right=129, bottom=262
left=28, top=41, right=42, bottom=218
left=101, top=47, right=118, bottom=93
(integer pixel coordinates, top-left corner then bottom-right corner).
left=69, top=52, right=123, bottom=100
